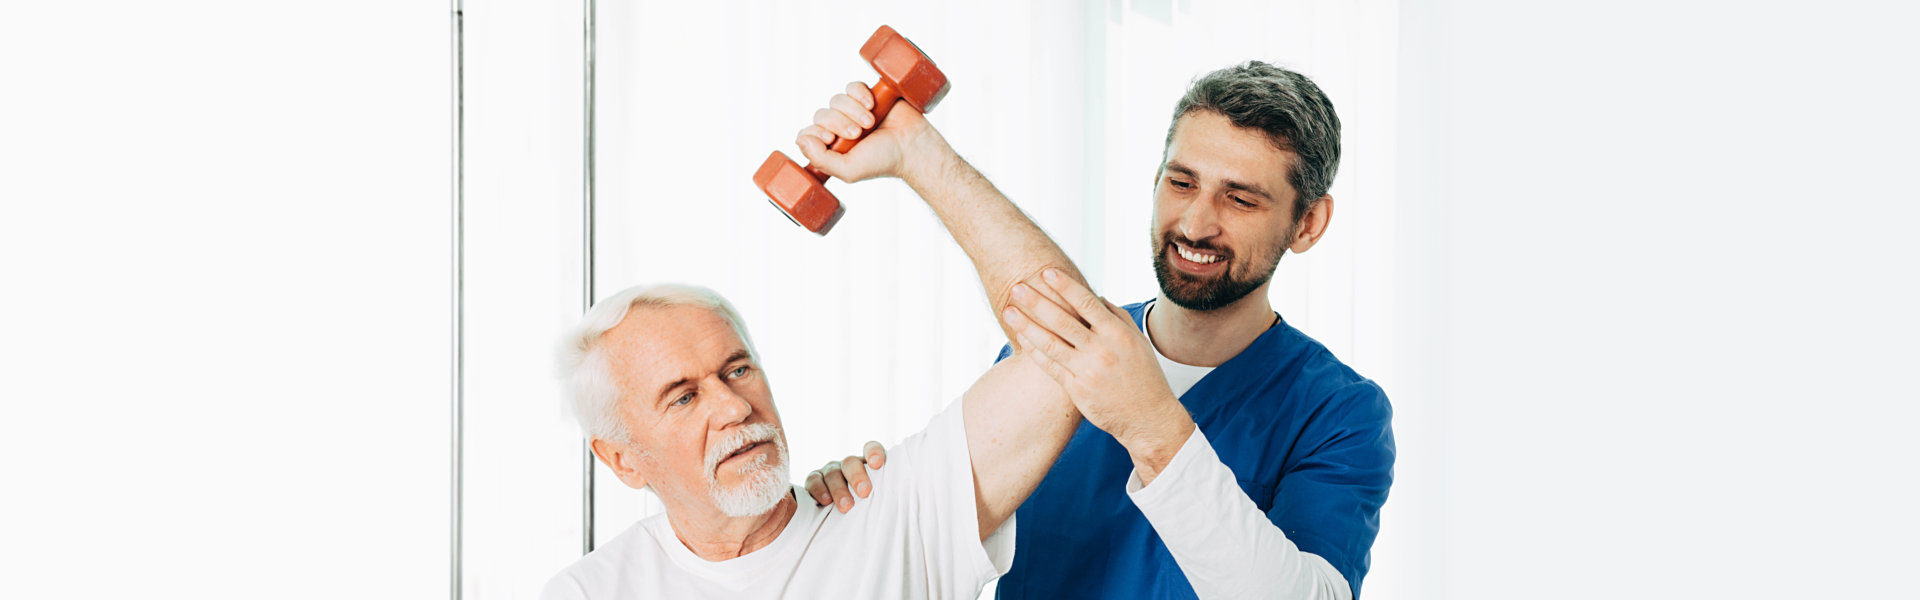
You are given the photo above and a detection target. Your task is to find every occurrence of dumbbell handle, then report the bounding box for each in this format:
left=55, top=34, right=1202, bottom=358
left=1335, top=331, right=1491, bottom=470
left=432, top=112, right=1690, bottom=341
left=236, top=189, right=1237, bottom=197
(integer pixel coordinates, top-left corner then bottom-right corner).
left=801, top=77, right=903, bottom=182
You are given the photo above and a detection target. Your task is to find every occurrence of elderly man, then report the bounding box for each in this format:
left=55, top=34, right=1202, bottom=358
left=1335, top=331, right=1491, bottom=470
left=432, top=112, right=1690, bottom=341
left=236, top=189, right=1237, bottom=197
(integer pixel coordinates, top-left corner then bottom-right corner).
left=538, top=81, right=1110, bottom=597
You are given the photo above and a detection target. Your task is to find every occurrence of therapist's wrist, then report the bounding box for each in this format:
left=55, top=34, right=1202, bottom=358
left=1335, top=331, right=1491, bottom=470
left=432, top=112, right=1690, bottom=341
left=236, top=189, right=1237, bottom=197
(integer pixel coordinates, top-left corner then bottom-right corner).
left=1122, top=403, right=1197, bottom=488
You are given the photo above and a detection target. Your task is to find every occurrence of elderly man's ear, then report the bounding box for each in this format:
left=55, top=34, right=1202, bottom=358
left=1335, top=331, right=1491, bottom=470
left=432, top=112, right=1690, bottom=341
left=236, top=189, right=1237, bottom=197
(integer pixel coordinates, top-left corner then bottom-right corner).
left=591, top=437, right=650, bottom=490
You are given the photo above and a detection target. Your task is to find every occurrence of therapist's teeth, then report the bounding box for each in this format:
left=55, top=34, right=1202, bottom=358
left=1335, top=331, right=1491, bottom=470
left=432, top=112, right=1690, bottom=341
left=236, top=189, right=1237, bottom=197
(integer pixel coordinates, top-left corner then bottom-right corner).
left=1177, top=246, right=1219, bottom=264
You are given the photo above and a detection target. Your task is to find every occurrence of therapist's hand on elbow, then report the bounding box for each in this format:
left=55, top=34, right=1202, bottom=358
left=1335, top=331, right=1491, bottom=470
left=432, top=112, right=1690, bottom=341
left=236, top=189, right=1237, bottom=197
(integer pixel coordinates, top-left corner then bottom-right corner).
left=1004, top=269, right=1197, bottom=486
left=804, top=441, right=888, bottom=513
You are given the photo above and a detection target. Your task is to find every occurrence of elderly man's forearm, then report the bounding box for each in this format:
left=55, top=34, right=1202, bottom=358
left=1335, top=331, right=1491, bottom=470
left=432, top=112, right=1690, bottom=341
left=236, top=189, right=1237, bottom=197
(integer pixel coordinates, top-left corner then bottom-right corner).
left=897, top=131, right=1087, bottom=348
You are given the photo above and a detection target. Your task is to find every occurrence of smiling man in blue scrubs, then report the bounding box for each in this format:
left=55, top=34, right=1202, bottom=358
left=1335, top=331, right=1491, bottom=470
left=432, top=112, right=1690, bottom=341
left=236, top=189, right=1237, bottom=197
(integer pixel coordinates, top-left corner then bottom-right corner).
left=811, top=61, right=1394, bottom=600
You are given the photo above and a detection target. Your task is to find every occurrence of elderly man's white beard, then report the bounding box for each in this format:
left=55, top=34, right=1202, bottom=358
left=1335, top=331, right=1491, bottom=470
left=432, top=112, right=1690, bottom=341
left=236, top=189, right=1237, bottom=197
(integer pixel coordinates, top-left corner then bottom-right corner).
left=703, top=423, right=791, bottom=518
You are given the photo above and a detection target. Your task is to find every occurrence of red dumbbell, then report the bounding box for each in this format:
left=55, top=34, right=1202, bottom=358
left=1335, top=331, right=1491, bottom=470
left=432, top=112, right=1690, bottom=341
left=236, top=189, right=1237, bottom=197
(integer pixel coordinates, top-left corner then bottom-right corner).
left=753, top=25, right=951, bottom=235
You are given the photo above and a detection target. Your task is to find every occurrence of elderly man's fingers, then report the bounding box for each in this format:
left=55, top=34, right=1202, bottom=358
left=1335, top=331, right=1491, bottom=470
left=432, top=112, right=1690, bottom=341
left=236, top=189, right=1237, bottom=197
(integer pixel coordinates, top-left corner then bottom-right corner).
left=796, top=124, right=838, bottom=149
left=863, top=440, right=887, bottom=469
left=829, top=93, right=875, bottom=131
left=1009, top=281, right=1092, bottom=348
left=844, top=81, right=874, bottom=110
left=812, top=107, right=863, bottom=143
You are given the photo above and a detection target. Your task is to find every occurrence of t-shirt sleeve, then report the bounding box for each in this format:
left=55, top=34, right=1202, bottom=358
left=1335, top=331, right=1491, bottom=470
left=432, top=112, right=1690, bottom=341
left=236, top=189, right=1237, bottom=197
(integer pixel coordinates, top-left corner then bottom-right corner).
left=879, top=397, right=1016, bottom=597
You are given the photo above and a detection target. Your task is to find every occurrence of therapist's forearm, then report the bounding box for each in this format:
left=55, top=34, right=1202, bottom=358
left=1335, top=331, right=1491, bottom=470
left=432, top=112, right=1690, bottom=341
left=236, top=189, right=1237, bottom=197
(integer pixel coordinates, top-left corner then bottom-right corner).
left=1131, top=431, right=1352, bottom=600
left=895, top=130, right=1086, bottom=348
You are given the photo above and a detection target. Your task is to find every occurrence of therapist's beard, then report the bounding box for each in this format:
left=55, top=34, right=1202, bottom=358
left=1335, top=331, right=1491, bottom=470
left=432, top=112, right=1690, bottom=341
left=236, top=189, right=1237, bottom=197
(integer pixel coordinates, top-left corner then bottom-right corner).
left=704, top=423, right=792, bottom=518
left=1152, top=230, right=1286, bottom=312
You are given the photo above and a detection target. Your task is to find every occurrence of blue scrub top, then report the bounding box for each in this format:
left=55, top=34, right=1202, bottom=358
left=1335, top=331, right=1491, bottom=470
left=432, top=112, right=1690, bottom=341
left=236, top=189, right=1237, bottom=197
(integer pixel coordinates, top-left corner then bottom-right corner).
left=993, top=301, right=1395, bottom=599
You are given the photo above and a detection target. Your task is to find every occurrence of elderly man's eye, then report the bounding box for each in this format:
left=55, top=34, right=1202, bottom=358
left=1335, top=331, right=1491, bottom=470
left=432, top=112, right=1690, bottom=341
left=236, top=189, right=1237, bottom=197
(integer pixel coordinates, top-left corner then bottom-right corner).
left=672, top=393, right=693, bottom=407
left=729, top=366, right=749, bottom=379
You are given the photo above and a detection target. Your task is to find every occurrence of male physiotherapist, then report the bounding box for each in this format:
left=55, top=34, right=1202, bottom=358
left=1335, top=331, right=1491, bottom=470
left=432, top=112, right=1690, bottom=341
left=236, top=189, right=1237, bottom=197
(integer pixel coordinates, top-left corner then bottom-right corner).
left=537, top=66, right=1146, bottom=597
left=807, top=61, right=1395, bottom=599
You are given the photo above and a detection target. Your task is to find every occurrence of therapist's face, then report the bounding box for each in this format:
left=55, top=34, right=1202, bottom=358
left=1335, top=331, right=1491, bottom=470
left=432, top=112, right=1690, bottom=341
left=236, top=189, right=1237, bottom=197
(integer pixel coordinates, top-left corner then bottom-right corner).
left=596, top=304, right=791, bottom=519
left=1150, top=110, right=1301, bottom=311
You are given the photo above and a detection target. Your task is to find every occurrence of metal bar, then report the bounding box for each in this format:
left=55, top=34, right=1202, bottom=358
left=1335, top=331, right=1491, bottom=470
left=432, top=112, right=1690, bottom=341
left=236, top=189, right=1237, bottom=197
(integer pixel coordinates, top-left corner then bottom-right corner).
left=450, top=0, right=466, bottom=596
left=580, top=0, right=598, bottom=556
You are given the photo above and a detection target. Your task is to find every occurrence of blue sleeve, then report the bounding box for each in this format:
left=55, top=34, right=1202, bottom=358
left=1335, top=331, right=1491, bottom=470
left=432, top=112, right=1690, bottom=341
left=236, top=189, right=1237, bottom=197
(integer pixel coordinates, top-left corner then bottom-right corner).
left=1268, top=380, right=1395, bottom=598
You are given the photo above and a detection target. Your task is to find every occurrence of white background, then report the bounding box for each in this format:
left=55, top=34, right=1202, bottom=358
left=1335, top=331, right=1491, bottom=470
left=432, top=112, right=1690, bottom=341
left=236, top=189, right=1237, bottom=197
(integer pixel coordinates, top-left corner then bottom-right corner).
left=1, top=1, right=1915, bottom=599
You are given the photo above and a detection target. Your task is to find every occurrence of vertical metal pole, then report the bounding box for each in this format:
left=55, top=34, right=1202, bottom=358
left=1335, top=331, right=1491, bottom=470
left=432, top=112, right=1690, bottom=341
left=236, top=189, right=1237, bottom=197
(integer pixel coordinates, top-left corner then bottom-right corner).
left=450, top=0, right=466, bottom=596
left=580, top=0, right=598, bottom=556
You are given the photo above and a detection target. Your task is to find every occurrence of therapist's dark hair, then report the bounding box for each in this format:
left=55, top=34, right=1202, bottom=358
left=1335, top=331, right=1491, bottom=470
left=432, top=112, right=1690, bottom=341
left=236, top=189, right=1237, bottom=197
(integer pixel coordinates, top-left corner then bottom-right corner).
left=1164, top=61, right=1341, bottom=222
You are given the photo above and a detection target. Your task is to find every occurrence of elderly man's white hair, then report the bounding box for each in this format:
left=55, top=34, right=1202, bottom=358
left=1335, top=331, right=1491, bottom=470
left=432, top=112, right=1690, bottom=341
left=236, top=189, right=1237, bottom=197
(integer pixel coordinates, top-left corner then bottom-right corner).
left=555, top=283, right=759, bottom=444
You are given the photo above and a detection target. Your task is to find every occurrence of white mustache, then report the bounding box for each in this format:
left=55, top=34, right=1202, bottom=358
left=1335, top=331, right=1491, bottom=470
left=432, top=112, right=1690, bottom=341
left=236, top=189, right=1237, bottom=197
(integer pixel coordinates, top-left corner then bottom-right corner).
left=705, top=423, right=781, bottom=474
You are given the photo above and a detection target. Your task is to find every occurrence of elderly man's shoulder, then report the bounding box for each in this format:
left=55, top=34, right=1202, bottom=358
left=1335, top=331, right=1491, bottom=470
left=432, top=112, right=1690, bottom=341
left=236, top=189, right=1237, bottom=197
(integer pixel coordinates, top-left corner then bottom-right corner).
left=537, top=517, right=677, bottom=600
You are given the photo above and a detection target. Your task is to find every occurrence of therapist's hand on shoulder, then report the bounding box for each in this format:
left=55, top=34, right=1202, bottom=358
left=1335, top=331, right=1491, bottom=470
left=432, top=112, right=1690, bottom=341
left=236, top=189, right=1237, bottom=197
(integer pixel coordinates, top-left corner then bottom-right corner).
left=1004, top=269, right=1198, bottom=486
left=804, top=441, right=888, bottom=513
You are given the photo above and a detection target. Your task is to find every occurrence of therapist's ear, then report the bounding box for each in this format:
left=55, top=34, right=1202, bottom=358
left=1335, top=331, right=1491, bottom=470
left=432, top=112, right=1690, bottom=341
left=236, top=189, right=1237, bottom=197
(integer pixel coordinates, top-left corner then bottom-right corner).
left=1287, top=194, right=1334, bottom=254
left=591, top=437, right=650, bottom=490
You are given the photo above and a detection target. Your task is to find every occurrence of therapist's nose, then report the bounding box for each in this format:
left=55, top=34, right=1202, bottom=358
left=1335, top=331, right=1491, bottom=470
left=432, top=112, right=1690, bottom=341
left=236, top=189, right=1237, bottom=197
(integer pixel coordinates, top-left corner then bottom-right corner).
left=1178, top=195, right=1224, bottom=242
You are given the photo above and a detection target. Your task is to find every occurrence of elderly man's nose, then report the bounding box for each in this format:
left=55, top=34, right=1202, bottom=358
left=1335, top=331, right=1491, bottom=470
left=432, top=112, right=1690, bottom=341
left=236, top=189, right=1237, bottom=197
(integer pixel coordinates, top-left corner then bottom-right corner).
left=709, top=383, right=753, bottom=424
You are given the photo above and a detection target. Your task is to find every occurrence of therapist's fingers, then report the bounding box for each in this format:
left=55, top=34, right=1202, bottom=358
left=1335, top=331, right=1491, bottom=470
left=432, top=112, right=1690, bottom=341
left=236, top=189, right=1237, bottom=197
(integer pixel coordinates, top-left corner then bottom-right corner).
left=1103, top=298, right=1132, bottom=327
left=818, top=461, right=856, bottom=513
left=1010, top=282, right=1092, bottom=348
left=839, top=454, right=873, bottom=499
left=804, top=468, right=832, bottom=506
left=1006, top=305, right=1079, bottom=382
left=1018, top=332, right=1074, bottom=386
left=863, top=440, right=887, bottom=470
left=1042, top=269, right=1121, bottom=332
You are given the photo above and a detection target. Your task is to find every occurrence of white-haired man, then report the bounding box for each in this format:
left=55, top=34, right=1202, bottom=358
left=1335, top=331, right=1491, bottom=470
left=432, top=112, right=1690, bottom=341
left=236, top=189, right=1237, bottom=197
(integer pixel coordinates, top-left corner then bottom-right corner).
left=538, top=83, right=1110, bottom=597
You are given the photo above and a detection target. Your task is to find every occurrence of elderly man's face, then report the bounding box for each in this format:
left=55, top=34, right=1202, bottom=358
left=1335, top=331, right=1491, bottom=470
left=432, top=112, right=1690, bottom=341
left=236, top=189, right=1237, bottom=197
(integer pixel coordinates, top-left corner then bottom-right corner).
left=598, top=304, right=791, bottom=518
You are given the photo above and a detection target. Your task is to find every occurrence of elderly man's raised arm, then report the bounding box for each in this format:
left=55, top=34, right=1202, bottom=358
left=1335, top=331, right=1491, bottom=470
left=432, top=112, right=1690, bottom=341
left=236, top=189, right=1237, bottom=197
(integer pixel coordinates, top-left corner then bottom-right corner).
left=795, top=82, right=1087, bottom=539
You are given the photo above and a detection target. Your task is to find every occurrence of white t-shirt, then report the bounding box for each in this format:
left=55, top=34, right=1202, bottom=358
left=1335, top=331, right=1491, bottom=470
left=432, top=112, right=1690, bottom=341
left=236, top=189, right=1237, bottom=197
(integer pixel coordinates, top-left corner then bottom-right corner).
left=540, top=399, right=1016, bottom=600
left=1143, top=301, right=1216, bottom=398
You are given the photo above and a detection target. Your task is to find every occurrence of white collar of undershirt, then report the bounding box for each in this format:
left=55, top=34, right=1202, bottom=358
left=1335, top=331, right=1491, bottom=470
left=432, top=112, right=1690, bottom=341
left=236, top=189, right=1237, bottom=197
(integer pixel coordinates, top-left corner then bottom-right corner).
left=1143, top=300, right=1216, bottom=399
